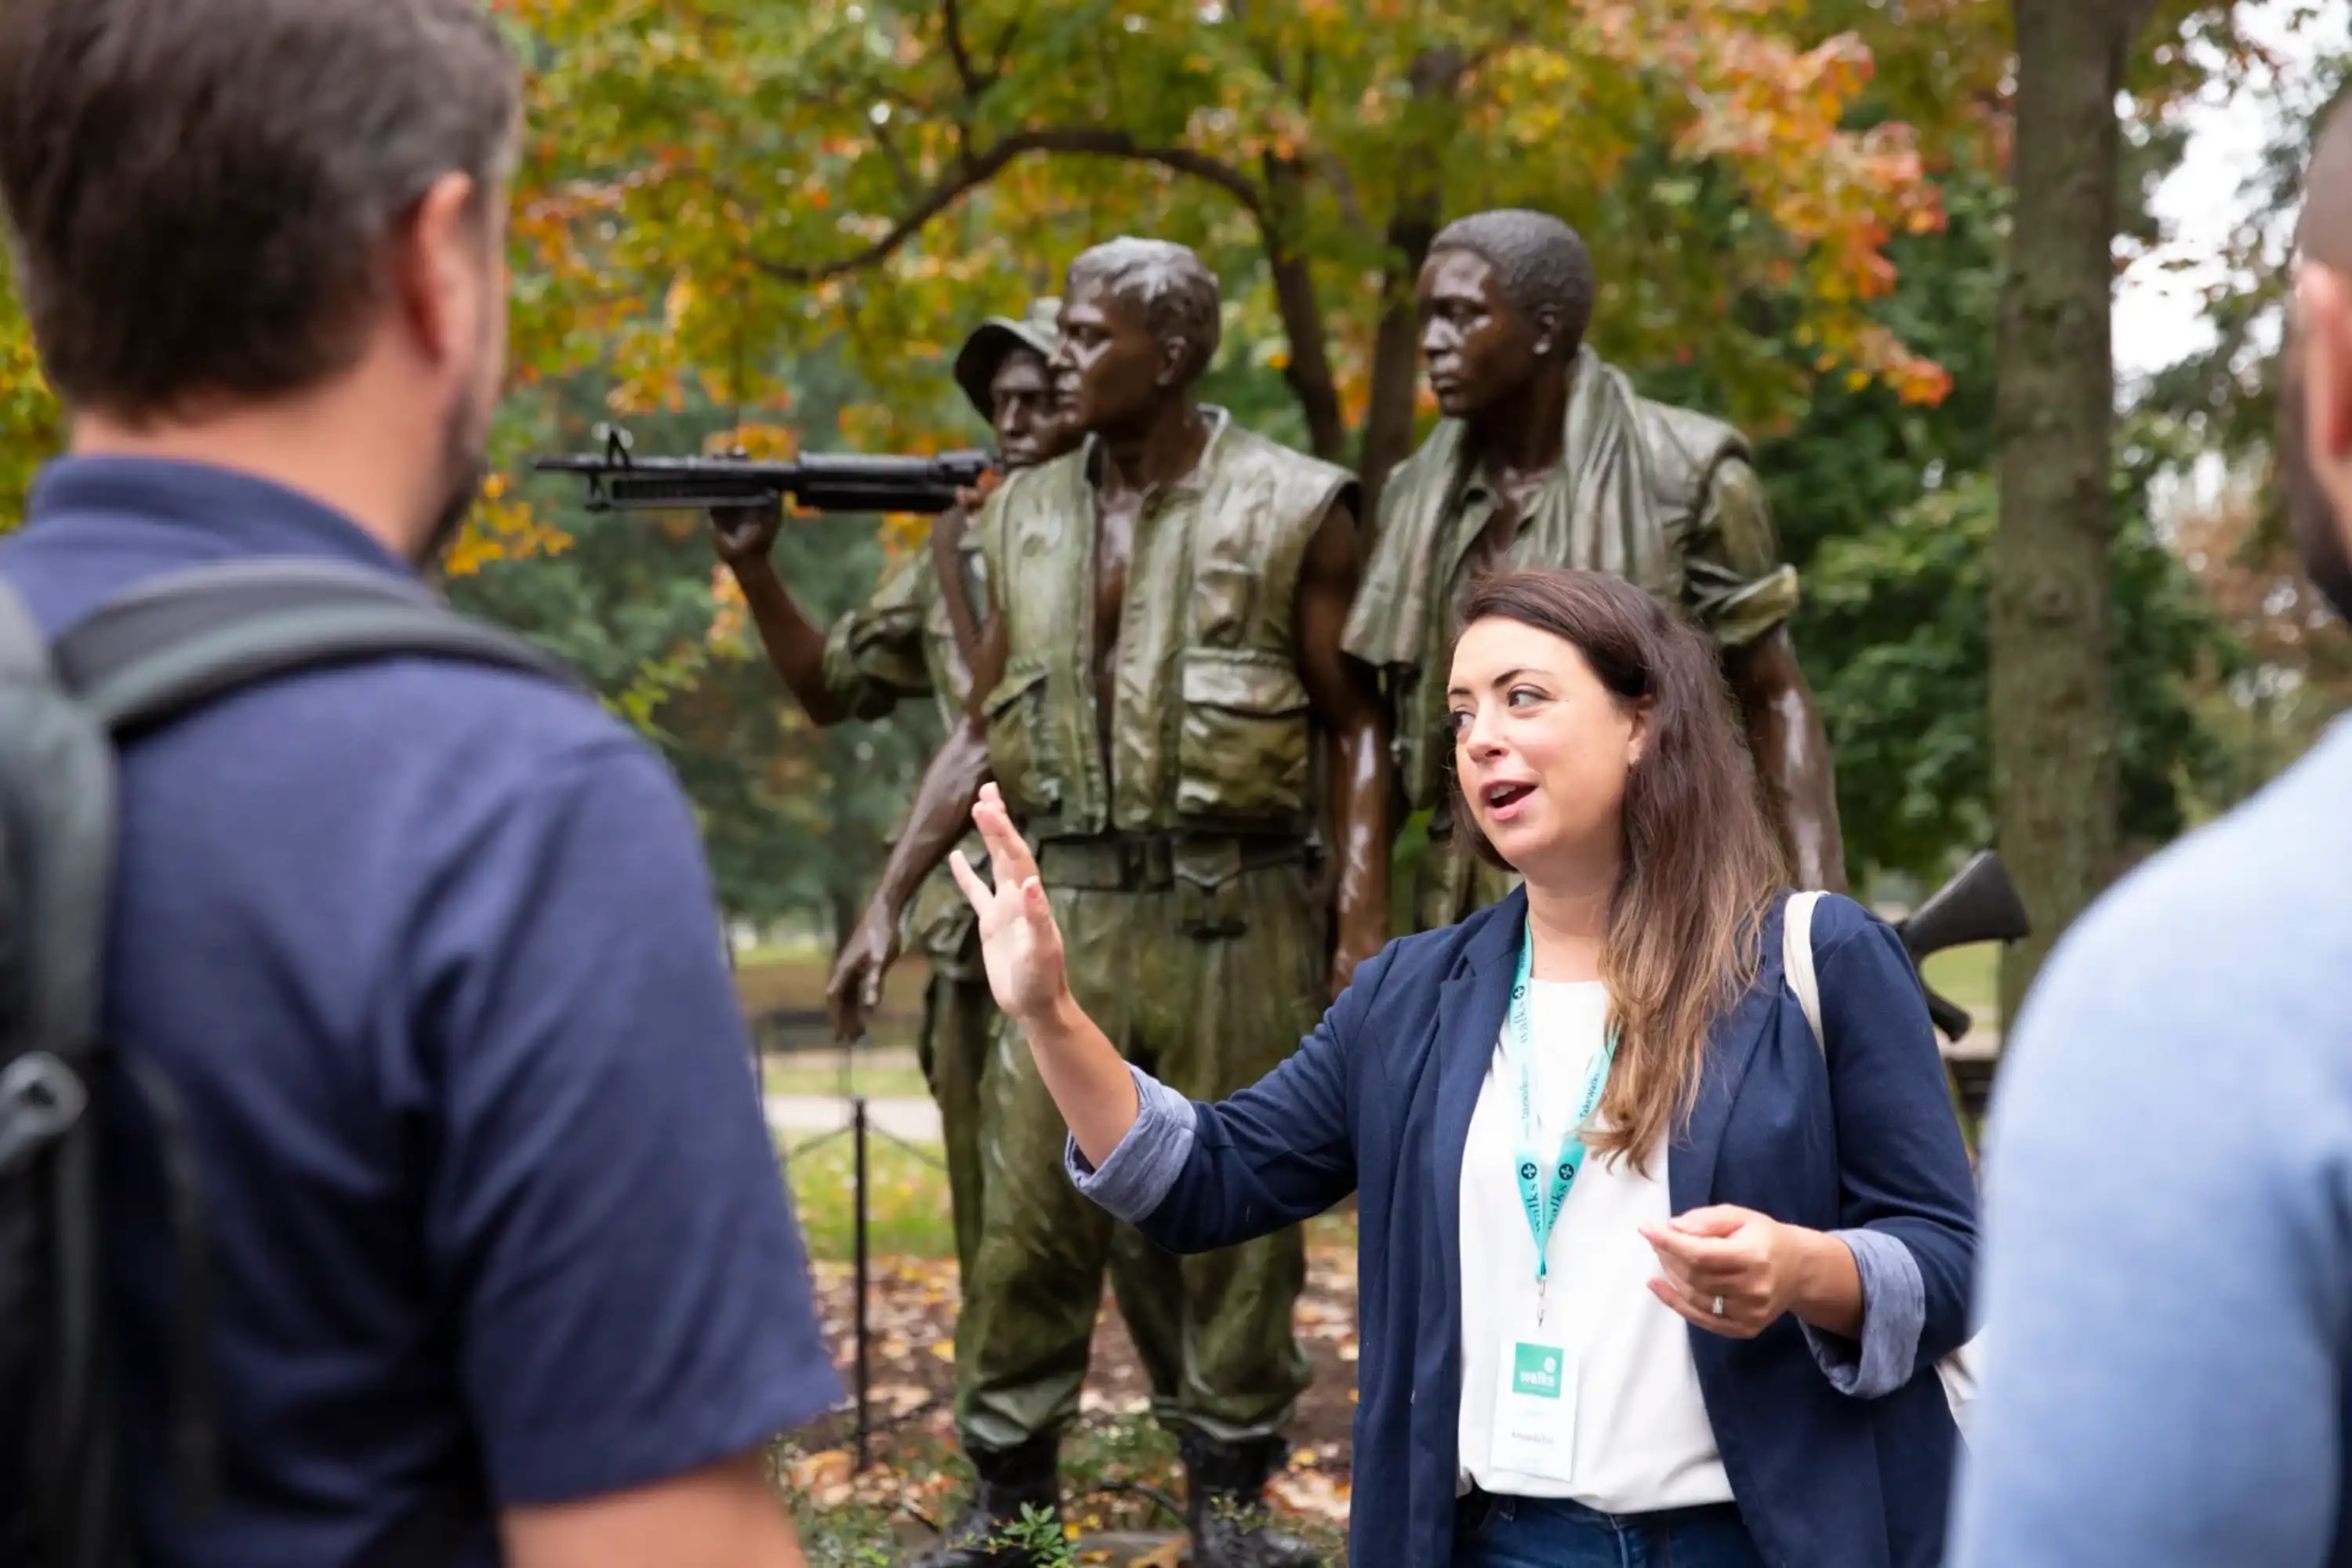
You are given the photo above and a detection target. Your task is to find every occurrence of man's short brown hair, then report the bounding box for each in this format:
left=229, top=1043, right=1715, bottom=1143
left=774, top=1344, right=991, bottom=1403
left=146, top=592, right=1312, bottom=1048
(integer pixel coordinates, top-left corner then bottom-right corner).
left=0, top=0, right=521, bottom=419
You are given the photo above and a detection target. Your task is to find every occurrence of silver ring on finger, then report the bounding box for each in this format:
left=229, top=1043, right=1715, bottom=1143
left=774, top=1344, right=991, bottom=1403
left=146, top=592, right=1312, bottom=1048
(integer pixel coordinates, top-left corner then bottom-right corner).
left=1712, top=1295, right=1726, bottom=1318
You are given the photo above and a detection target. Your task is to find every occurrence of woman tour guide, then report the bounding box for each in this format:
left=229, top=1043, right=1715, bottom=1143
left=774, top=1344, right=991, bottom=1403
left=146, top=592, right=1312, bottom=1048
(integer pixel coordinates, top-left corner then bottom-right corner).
left=948, top=569, right=1977, bottom=1568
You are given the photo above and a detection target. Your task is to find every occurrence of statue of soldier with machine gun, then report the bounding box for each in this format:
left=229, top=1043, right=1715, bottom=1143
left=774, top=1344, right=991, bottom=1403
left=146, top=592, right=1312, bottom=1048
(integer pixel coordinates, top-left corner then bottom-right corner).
left=535, top=421, right=996, bottom=517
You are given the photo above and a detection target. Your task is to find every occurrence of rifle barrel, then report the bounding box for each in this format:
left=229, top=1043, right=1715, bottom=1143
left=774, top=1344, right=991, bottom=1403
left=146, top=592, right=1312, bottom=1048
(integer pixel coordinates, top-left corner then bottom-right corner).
left=529, top=449, right=995, bottom=516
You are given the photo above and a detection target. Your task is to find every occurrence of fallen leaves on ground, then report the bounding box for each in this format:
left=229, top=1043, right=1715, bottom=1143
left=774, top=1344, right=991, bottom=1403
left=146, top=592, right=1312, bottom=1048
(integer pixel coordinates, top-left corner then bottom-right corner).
left=788, top=1246, right=1363, bottom=1534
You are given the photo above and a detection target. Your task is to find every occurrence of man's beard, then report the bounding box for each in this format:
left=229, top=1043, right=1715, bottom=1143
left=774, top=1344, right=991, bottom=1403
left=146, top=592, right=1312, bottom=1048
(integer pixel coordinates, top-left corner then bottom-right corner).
left=2278, top=350, right=2352, bottom=623
left=420, top=380, right=493, bottom=569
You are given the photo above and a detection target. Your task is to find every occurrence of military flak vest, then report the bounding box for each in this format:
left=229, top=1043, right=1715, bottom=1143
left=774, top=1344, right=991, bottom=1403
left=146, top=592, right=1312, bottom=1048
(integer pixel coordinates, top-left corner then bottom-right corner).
left=975, top=410, right=1352, bottom=851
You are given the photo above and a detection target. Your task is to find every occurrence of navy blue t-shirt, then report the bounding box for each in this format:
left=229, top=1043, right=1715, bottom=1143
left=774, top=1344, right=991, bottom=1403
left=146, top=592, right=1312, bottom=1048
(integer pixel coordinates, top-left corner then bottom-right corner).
left=0, top=459, right=840, bottom=1566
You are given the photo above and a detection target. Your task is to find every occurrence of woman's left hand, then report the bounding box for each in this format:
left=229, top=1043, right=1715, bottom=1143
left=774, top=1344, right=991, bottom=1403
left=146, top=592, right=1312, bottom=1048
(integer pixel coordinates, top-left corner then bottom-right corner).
left=1639, top=1205, right=1811, bottom=1339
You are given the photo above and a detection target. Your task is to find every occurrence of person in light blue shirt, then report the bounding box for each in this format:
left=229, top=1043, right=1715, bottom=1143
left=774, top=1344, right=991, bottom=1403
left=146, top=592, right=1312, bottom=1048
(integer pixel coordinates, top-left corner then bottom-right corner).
left=1950, top=97, right=2352, bottom=1568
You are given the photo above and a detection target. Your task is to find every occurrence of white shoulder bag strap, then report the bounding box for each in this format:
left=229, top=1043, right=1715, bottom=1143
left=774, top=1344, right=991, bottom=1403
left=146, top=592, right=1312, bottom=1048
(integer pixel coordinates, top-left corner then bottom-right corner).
left=1781, top=891, right=1981, bottom=1437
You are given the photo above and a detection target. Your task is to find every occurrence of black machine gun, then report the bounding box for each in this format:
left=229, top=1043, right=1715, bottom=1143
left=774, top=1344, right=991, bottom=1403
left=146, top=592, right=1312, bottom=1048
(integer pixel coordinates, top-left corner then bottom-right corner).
left=532, top=423, right=995, bottom=516
left=1896, top=850, right=2031, bottom=1044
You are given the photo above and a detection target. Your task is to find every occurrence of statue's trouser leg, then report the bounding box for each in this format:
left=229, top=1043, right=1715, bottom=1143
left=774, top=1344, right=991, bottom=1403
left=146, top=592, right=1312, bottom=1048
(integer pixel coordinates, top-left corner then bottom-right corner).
left=954, top=869, right=1315, bottom=1451
left=954, top=900, right=1117, bottom=1452
left=1106, top=1221, right=1187, bottom=1410
left=918, top=964, right=998, bottom=1288
left=1125, top=862, right=1318, bottom=1444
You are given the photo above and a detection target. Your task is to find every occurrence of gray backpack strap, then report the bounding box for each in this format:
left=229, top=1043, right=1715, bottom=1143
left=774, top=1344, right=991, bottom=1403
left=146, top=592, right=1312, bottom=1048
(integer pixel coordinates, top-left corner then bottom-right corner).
left=4, top=561, right=575, bottom=1558
left=51, top=560, right=579, bottom=735
left=0, top=578, right=51, bottom=682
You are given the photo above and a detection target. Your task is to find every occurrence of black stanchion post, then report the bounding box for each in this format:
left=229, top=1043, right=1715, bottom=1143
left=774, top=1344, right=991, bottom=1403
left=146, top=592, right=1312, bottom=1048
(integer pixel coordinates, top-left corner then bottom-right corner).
left=852, top=1094, right=871, bottom=1473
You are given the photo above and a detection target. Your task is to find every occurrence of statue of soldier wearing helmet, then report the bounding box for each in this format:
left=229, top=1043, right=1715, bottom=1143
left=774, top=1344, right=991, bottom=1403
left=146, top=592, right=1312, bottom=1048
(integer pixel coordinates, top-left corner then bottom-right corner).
left=709, top=301, right=1091, bottom=1294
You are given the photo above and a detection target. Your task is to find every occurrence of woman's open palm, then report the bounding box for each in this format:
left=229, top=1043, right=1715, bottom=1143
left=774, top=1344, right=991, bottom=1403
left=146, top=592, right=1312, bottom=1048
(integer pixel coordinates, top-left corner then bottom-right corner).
left=948, top=783, right=1069, bottom=1023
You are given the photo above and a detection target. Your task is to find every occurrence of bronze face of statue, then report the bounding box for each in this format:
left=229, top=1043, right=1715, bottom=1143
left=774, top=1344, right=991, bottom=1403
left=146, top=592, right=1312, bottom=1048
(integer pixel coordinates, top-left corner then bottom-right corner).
left=1345, top=207, right=1846, bottom=927
left=1418, top=246, right=1563, bottom=421
left=984, top=351, right=1059, bottom=468
left=1051, top=266, right=1200, bottom=431
left=953, top=297, right=1077, bottom=473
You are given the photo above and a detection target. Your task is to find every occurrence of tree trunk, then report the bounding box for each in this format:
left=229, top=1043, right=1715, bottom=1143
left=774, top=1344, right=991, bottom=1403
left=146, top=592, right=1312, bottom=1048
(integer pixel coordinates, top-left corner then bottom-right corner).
left=826, top=881, right=861, bottom=958
left=1989, top=1, right=2147, bottom=1022
left=1357, top=47, right=1465, bottom=517
left=1261, top=155, right=1348, bottom=463
left=1358, top=208, right=1438, bottom=518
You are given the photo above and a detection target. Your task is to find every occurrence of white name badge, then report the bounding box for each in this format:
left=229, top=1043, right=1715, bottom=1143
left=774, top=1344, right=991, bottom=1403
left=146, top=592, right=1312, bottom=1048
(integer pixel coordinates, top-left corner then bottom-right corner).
left=1488, top=1336, right=1577, bottom=1482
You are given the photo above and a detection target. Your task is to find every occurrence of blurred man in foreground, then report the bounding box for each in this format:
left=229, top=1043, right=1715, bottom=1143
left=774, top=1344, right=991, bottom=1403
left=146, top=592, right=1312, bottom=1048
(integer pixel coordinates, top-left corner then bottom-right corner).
left=0, top=2, right=837, bottom=1563
left=1952, top=95, right=2352, bottom=1567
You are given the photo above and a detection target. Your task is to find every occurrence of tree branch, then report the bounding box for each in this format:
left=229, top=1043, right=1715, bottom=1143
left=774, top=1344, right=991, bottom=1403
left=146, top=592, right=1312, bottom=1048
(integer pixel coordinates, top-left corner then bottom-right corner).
left=871, top=118, right=921, bottom=201
left=985, top=14, right=1025, bottom=82
left=1315, top=151, right=1371, bottom=236
left=753, top=129, right=1263, bottom=285
left=1261, top=154, right=1347, bottom=461
left=941, top=0, right=991, bottom=96
left=1359, top=45, right=1467, bottom=509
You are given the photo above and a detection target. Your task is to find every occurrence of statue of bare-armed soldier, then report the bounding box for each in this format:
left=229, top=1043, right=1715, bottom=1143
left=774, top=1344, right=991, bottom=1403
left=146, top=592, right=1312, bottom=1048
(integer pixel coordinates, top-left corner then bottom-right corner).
left=843, top=238, right=1392, bottom=1568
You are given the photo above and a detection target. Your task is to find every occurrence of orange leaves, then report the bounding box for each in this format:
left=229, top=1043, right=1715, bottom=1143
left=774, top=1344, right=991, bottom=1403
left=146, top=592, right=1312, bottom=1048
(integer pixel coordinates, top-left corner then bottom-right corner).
left=1889, top=359, right=1956, bottom=408
left=786, top=1448, right=857, bottom=1509
left=835, top=401, right=902, bottom=455
left=1476, top=2, right=1955, bottom=408
left=715, top=422, right=803, bottom=462
left=1846, top=323, right=1954, bottom=408
left=492, top=0, right=1980, bottom=461
left=709, top=562, right=748, bottom=649
left=1594, top=9, right=1951, bottom=404
left=444, top=476, right=575, bottom=579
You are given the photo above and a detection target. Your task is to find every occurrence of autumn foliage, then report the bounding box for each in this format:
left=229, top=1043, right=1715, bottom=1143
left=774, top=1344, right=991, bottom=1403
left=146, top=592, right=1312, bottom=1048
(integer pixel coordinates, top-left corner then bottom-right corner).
left=494, top=0, right=1963, bottom=505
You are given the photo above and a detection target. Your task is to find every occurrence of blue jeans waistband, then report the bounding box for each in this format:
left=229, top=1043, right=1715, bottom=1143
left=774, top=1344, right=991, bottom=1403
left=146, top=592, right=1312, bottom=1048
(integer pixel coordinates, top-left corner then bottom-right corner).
left=1455, top=1487, right=1762, bottom=1568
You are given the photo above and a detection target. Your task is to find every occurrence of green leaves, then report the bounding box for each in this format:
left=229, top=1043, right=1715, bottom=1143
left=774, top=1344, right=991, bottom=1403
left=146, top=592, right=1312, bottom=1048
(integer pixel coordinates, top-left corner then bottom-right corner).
left=495, top=0, right=1967, bottom=463
left=1802, top=427, right=2239, bottom=886
left=0, top=254, right=60, bottom=529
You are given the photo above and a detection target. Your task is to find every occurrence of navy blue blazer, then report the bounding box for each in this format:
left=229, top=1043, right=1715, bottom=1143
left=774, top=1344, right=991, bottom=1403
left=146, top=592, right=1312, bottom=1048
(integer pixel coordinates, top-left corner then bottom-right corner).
left=1123, top=888, right=1977, bottom=1568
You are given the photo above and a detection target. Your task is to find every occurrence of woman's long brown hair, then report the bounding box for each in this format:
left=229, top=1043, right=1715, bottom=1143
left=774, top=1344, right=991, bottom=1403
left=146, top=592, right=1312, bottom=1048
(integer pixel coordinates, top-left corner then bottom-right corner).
left=1449, top=568, right=1787, bottom=1174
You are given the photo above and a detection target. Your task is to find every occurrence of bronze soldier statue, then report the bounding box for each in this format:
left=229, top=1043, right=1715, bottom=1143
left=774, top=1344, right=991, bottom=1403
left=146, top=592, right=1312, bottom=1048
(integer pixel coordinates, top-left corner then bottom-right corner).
left=710, top=303, right=1108, bottom=1298
left=839, top=238, right=1391, bottom=1567
left=1343, top=209, right=1845, bottom=926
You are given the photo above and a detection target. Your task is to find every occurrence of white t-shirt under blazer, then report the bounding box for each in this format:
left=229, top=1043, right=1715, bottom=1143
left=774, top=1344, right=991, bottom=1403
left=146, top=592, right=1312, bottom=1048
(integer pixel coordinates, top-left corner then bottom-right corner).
left=1455, top=977, right=1734, bottom=1511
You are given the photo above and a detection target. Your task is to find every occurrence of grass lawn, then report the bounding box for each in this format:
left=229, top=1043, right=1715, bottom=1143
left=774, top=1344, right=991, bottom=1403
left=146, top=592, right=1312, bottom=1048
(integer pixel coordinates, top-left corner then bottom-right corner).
left=735, top=947, right=932, bottom=1022
left=763, top=1053, right=934, bottom=1101
left=781, top=1131, right=1360, bottom=1263
left=1919, top=941, right=2001, bottom=1032
left=781, top=1133, right=961, bottom=1261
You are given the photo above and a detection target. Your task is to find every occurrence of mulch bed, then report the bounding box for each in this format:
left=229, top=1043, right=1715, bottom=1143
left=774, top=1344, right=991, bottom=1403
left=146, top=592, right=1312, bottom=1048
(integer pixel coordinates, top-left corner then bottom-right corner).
left=789, top=1246, right=1359, bottom=1541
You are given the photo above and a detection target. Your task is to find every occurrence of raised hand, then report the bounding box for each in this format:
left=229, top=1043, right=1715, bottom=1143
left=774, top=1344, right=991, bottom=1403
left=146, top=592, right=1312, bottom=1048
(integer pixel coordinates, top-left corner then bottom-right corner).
left=953, top=468, right=1007, bottom=513
left=947, top=782, right=1069, bottom=1025
left=708, top=499, right=782, bottom=567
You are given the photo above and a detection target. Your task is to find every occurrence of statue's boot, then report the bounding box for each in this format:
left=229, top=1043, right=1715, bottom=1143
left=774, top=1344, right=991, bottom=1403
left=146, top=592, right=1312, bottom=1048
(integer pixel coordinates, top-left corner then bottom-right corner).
left=1180, top=1433, right=1323, bottom=1568
left=911, top=1436, right=1064, bottom=1568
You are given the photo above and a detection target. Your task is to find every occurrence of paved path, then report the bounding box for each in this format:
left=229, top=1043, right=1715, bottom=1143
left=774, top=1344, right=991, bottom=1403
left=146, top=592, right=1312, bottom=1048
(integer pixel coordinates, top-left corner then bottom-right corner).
left=767, top=1093, right=942, bottom=1143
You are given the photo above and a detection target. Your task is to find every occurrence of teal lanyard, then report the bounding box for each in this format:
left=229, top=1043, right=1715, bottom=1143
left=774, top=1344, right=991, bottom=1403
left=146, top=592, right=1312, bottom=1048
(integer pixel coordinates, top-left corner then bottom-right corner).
left=1503, top=920, right=1617, bottom=1305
